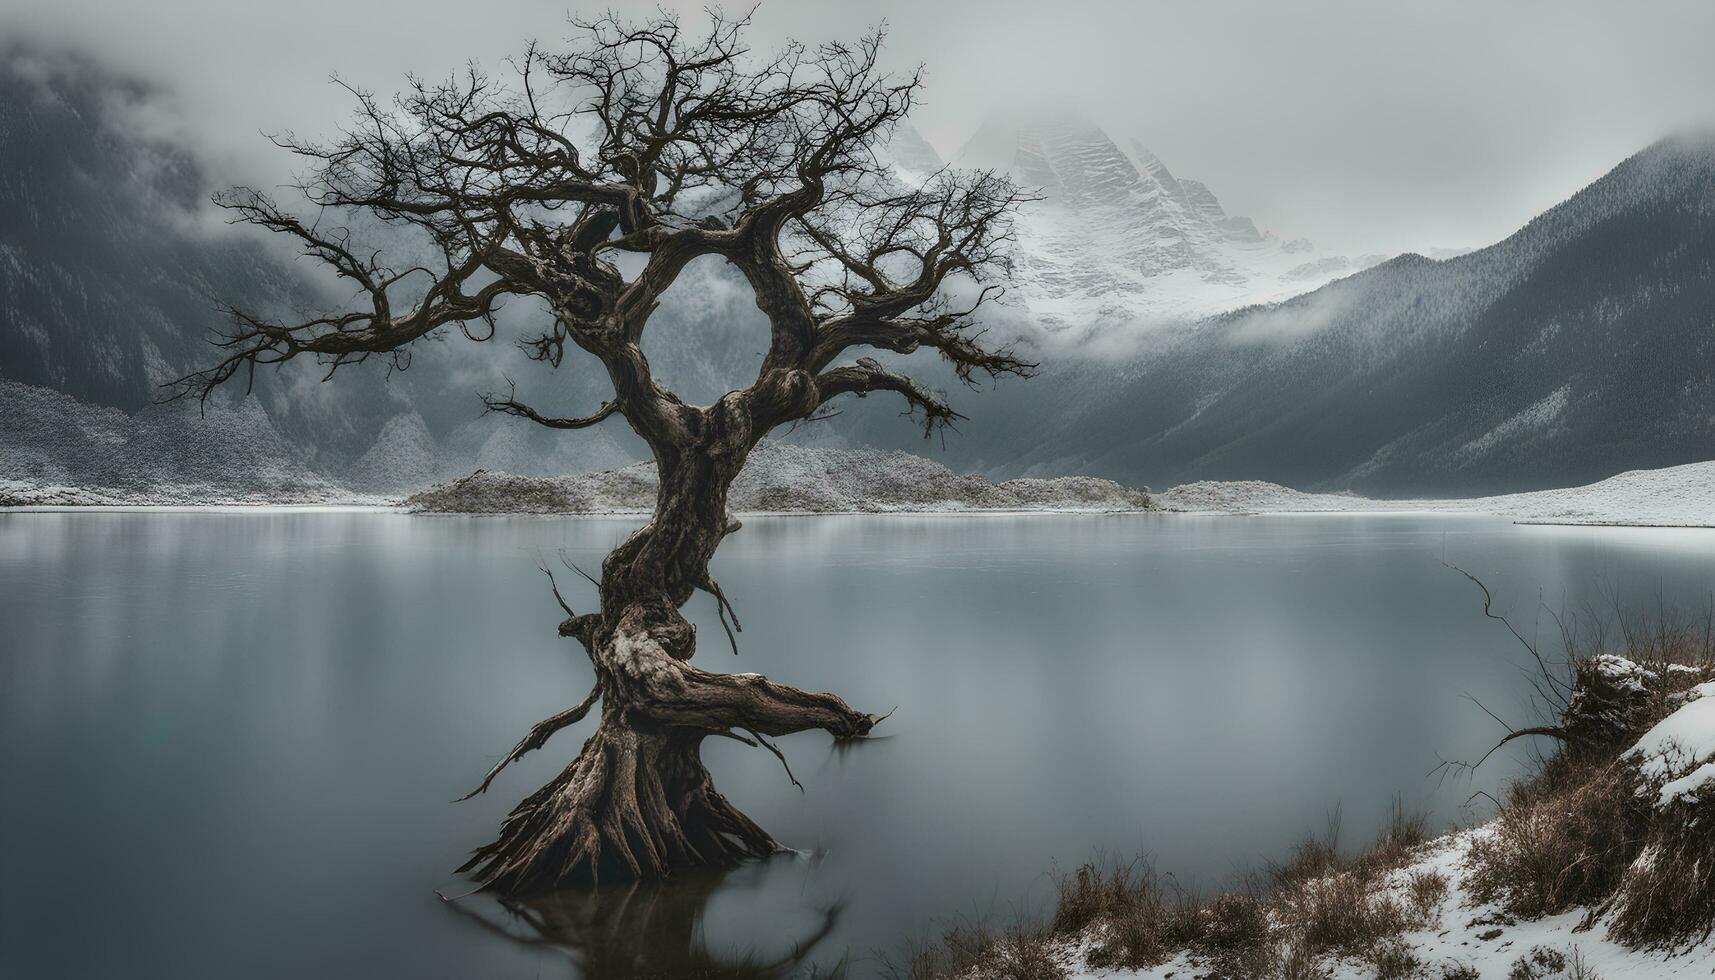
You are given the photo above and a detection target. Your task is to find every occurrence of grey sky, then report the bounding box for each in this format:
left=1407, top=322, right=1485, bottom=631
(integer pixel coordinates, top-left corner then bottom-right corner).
left=8, top=0, right=1714, bottom=254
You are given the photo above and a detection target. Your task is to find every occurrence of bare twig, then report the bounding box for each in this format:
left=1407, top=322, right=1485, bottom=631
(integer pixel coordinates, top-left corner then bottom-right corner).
left=703, top=576, right=743, bottom=655
left=539, top=563, right=576, bottom=617
left=458, top=685, right=602, bottom=801
left=745, top=727, right=803, bottom=791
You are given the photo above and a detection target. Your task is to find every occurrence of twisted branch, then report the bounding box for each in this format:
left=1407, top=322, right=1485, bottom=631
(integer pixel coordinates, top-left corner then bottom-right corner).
left=481, top=380, right=620, bottom=430
left=814, top=356, right=966, bottom=437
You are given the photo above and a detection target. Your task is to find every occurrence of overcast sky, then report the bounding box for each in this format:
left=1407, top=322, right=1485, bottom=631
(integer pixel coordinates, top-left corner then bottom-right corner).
left=8, top=0, right=1715, bottom=254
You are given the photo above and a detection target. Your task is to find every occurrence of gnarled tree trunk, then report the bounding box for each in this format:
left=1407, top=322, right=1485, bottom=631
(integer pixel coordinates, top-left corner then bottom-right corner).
left=459, top=435, right=878, bottom=892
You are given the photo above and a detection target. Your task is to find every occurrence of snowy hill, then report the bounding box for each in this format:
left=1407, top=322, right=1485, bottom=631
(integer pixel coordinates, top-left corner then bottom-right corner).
left=1157, top=459, right=1715, bottom=527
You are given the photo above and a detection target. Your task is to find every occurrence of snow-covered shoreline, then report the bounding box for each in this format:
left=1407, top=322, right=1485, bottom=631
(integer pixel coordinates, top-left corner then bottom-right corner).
left=9, top=447, right=1715, bottom=526
left=1157, top=460, right=1715, bottom=528
left=1052, top=824, right=1715, bottom=980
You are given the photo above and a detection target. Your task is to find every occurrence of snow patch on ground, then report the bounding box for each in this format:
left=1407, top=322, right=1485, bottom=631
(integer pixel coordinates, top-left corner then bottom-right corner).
left=1592, top=654, right=1657, bottom=692
left=405, top=441, right=1153, bottom=515
left=1627, top=684, right=1715, bottom=808
left=1064, top=830, right=1715, bottom=980
left=1157, top=460, right=1715, bottom=527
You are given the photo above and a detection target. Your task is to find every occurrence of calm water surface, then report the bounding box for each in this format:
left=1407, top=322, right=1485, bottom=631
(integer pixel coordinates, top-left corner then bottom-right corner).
left=4, top=512, right=1715, bottom=978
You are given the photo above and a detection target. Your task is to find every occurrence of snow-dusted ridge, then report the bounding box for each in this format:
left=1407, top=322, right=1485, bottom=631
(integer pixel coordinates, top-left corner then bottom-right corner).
left=0, top=381, right=384, bottom=507
left=404, top=442, right=1153, bottom=515
left=5, top=369, right=1710, bottom=521
left=12, top=436, right=1715, bottom=524
left=1156, top=460, right=1715, bottom=527
left=0, top=479, right=389, bottom=509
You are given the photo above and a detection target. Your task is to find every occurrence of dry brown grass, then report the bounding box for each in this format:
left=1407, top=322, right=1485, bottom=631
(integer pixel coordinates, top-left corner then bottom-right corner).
left=1465, top=753, right=1648, bottom=920
left=1567, top=946, right=1602, bottom=980
left=1608, top=795, right=1715, bottom=949
left=1405, top=869, right=1449, bottom=926
left=1501, top=944, right=1605, bottom=980
left=1049, top=858, right=1205, bottom=971
left=1048, top=858, right=1158, bottom=937
left=1369, top=937, right=1426, bottom=980
left=1279, top=868, right=1419, bottom=966
left=1263, top=799, right=1438, bottom=973
left=1039, top=799, right=1437, bottom=979
left=883, top=919, right=1066, bottom=980
left=1276, top=938, right=1332, bottom=980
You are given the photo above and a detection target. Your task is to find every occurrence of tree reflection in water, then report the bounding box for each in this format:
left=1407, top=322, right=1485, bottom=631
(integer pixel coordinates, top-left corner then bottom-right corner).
left=445, top=857, right=846, bottom=978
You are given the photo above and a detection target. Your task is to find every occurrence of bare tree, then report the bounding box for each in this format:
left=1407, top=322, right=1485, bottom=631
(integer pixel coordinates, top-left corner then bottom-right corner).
left=173, top=10, right=1033, bottom=893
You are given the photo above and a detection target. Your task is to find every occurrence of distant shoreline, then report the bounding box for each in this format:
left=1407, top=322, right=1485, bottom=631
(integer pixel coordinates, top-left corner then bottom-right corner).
left=7, top=505, right=1714, bottom=532
left=9, top=452, right=1715, bottom=527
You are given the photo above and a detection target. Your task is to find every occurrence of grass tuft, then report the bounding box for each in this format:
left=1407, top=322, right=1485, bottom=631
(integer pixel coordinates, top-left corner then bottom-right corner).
left=883, top=919, right=1066, bottom=980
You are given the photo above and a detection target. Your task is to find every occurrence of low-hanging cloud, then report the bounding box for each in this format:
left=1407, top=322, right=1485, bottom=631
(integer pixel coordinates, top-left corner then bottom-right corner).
left=5, top=0, right=1715, bottom=259
left=1220, top=289, right=1359, bottom=348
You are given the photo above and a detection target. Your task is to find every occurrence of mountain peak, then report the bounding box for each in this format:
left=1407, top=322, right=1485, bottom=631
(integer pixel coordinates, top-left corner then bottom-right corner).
left=916, top=113, right=1350, bottom=333
left=883, top=123, right=944, bottom=177
left=1623, top=128, right=1715, bottom=180
left=954, top=114, right=1266, bottom=242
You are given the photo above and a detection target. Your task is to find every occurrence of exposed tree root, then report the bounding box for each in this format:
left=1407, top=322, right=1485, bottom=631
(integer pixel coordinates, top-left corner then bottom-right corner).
left=458, top=603, right=881, bottom=893
left=459, top=720, right=781, bottom=891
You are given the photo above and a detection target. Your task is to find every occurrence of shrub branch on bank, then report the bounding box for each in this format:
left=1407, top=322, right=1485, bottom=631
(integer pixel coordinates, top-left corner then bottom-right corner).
left=1460, top=594, right=1715, bottom=950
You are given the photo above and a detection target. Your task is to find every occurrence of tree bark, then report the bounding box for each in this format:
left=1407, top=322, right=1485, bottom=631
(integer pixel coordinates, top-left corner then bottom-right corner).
left=460, top=430, right=878, bottom=893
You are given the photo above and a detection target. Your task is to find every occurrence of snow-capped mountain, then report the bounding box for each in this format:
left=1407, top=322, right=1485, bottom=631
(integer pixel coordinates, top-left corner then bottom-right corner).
left=895, top=117, right=1377, bottom=335
left=848, top=131, right=1715, bottom=496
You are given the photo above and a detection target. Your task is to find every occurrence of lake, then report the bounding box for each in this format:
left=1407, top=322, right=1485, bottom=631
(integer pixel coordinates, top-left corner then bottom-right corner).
left=3, top=511, right=1714, bottom=978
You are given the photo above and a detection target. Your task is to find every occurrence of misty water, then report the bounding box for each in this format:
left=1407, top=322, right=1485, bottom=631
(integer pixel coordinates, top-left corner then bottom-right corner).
left=4, top=511, right=1715, bottom=978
